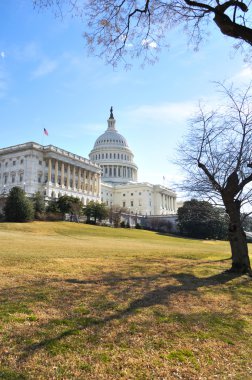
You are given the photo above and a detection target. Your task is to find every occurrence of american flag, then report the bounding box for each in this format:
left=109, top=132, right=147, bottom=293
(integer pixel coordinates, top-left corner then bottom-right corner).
left=43, top=128, right=48, bottom=136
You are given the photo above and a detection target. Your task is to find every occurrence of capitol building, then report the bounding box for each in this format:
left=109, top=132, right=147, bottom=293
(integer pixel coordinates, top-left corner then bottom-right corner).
left=0, top=109, right=176, bottom=216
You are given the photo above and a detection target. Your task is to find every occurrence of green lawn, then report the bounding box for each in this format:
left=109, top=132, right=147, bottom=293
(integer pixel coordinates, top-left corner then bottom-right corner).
left=0, top=222, right=251, bottom=379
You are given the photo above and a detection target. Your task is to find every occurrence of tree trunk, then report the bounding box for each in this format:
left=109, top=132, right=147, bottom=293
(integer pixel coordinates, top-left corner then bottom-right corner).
left=225, top=200, right=251, bottom=274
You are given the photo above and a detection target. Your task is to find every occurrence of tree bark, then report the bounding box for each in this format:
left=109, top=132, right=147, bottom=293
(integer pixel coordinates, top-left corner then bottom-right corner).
left=224, top=199, right=251, bottom=274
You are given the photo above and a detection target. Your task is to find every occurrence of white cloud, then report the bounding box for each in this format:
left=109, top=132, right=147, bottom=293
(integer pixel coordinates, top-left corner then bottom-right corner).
left=31, top=58, right=58, bottom=79
left=13, top=42, right=41, bottom=62
left=230, top=65, right=252, bottom=82
left=1, top=51, right=5, bottom=59
left=126, top=101, right=196, bottom=126
left=141, top=39, right=157, bottom=49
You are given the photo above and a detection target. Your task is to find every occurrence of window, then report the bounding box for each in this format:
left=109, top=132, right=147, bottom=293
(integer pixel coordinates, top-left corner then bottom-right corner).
left=19, top=174, right=23, bottom=183
left=131, top=201, right=134, bottom=207
left=4, top=175, right=8, bottom=184
left=39, top=160, right=42, bottom=165
left=13, top=161, right=16, bottom=166
left=5, top=162, right=8, bottom=167
left=123, top=193, right=125, bottom=196
left=11, top=175, right=15, bottom=183
left=139, top=192, right=141, bottom=195
left=131, top=193, right=133, bottom=196
left=20, top=159, right=24, bottom=164
left=123, top=201, right=126, bottom=207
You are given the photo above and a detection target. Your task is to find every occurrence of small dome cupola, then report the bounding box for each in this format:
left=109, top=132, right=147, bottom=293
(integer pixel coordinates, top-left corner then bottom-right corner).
left=107, top=106, right=116, bottom=131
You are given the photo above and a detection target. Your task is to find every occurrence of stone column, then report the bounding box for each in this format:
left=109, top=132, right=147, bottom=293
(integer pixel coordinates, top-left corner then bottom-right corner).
left=78, top=168, right=81, bottom=190
left=55, top=160, right=58, bottom=185
left=97, top=174, right=101, bottom=196
left=88, top=171, right=91, bottom=192
left=93, top=174, right=96, bottom=195
left=73, top=166, right=76, bottom=189
left=61, top=162, right=64, bottom=186
left=82, top=169, right=87, bottom=191
left=48, top=158, right=52, bottom=183
left=67, top=164, right=70, bottom=188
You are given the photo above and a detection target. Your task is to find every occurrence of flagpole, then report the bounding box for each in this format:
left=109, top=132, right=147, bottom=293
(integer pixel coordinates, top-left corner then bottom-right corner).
left=42, top=128, right=49, bottom=146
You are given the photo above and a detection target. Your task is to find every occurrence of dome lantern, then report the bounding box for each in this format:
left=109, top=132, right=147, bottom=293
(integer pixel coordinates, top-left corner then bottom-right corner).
left=107, top=106, right=116, bottom=131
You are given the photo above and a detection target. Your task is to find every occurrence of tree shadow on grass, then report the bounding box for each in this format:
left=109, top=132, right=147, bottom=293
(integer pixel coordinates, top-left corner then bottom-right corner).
left=18, top=269, right=250, bottom=362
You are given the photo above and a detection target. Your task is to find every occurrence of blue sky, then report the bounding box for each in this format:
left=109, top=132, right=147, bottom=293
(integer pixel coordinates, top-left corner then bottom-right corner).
left=1, top=1, right=251, bottom=196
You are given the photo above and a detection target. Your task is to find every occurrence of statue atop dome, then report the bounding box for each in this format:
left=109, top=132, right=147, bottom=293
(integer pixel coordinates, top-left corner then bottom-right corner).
left=110, top=106, right=114, bottom=119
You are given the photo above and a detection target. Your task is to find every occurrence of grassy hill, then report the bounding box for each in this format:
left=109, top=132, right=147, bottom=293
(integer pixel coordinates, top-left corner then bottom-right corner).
left=0, top=222, right=251, bottom=379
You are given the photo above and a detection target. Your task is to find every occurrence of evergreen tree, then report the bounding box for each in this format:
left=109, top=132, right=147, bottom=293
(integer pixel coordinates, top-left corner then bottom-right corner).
left=178, top=199, right=228, bottom=240
left=4, top=187, right=34, bottom=222
left=32, top=191, right=45, bottom=218
left=83, top=201, right=109, bottom=224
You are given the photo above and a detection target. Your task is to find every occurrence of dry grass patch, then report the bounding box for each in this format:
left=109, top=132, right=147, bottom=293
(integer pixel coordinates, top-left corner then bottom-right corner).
left=0, top=222, right=251, bottom=379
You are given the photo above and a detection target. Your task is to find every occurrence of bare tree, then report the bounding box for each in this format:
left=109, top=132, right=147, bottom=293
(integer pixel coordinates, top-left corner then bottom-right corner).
left=177, top=82, right=252, bottom=275
left=33, top=0, right=252, bottom=65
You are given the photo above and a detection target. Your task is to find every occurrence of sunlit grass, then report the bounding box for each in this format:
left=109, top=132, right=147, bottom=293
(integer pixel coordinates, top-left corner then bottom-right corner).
left=0, top=222, right=251, bottom=379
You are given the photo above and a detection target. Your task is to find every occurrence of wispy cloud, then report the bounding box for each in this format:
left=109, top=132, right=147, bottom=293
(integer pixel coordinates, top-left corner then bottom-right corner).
left=125, top=101, right=196, bottom=127
left=230, top=65, right=252, bottom=83
left=1, top=51, right=5, bottom=59
left=31, top=58, right=59, bottom=79
left=142, top=39, right=157, bottom=49
left=12, top=42, right=41, bottom=62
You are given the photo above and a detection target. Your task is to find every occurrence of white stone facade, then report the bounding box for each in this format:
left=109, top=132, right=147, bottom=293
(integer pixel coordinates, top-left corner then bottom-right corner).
left=90, top=109, right=177, bottom=215
left=0, top=142, right=101, bottom=204
left=101, top=182, right=176, bottom=216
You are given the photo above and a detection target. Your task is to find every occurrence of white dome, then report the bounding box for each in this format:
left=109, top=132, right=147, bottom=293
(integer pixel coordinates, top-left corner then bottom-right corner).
left=89, top=108, right=138, bottom=184
left=94, top=130, right=128, bottom=148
